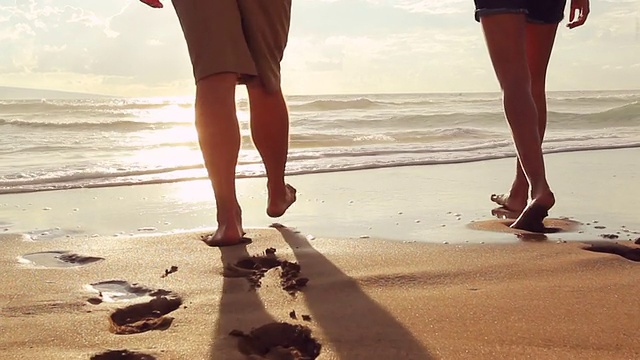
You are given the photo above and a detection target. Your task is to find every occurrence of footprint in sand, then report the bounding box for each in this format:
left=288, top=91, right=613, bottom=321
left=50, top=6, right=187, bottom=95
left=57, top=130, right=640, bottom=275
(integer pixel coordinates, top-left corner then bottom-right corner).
left=230, top=322, right=321, bottom=360
left=85, top=280, right=182, bottom=334
left=18, top=251, right=103, bottom=268
left=109, top=295, right=182, bottom=335
left=91, top=349, right=157, bottom=359
left=223, top=248, right=308, bottom=295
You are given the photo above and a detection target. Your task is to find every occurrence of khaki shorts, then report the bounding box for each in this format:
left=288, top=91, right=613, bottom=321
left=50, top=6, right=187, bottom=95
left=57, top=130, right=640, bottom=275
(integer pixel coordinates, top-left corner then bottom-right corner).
left=171, top=0, right=291, bottom=92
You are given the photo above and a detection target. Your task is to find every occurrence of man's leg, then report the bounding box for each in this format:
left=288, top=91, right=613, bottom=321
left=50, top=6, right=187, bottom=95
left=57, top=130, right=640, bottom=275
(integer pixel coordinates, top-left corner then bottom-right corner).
left=239, top=0, right=295, bottom=217
left=247, top=82, right=296, bottom=217
left=196, top=73, right=244, bottom=245
left=491, top=23, right=559, bottom=214
left=480, top=14, right=555, bottom=231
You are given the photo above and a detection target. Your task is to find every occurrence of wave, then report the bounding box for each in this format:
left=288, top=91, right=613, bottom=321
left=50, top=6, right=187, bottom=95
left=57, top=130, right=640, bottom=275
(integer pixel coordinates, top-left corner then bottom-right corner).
left=288, top=92, right=640, bottom=112
left=0, top=164, right=205, bottom=187
left=584, top=102, right=640, bottom=123
left=0, top=99, right=193, bottom=113
left=2, top=141, right=203, bottom=155
left=288, top=97, right=491, bottom=111
left=548, top=92, right=640, bottom=103
left=0, top=118, right=191, bottom=131
left=3, top=141, right=640, bottom=195
left=547, top=102, right=640, bottom=128
left=290, top=98, right=385, bottom=111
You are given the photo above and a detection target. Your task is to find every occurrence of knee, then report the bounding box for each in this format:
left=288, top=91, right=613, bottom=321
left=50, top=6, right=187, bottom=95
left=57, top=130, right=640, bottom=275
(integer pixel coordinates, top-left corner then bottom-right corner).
left=530, top=79, right=546, bottom=99
left=196, top=73, right=238, bottom=99
left=247, top=82, right=285, bottom=107
left=499, top=75, right=531, bottom=95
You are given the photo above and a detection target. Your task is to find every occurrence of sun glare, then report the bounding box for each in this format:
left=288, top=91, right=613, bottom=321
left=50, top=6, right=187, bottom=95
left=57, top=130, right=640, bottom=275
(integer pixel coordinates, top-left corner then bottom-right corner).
left=124, top=102, right=256, bottom=196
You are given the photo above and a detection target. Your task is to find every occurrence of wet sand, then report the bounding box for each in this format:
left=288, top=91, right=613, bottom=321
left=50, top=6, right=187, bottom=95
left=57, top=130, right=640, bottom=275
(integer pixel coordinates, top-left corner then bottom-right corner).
left=1, top=148, right=640, bottom=244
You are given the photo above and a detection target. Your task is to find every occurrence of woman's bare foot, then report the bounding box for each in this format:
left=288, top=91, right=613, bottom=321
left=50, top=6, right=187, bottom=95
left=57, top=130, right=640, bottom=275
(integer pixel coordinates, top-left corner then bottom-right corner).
left=204, top=207, right=245, bottom=247
left=266, top=184, right=297, bottom=218
left=490, top=192, right=527, bottom=214
left=510, top=191, right=555, bottom=233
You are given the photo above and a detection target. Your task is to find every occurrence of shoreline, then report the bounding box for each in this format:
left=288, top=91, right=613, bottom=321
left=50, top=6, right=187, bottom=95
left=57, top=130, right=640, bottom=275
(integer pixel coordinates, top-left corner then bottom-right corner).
left=1, top=147, right=639, bottom=244
left=3, top=144, right=640, bottom=196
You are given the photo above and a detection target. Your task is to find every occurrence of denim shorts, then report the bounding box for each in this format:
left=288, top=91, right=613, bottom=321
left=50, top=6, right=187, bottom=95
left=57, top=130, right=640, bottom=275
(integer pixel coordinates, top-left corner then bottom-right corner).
left=474, top=0, right=567, bottom=24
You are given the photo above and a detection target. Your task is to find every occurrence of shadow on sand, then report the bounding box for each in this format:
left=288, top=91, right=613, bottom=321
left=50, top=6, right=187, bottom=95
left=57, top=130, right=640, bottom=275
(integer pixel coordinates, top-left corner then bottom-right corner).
left=274, top=225, right=435, bottom=359
left=583, top=241, right=640, bottom=262
left=208, top=243, right=276, bottom=359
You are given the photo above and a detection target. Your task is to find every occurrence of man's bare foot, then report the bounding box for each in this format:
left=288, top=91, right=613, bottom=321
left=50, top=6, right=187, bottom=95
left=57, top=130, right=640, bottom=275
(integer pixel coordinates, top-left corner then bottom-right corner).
left=267, top=184, right=297, bottom=218
left=510, top=192, right=555, bottom=233
left=204, top=208, right=245, bottom=247
left=490, top=193, right=527, bottom=214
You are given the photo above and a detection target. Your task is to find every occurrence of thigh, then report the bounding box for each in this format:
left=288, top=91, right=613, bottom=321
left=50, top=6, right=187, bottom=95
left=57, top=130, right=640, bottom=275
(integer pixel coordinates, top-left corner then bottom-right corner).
left=171, top=0, right=258, bottom=83
left=525, top=23, right=559, bottom=87
left=238, top=0, right=292, bottom=92
left=479, top=14, right=530, bottom=89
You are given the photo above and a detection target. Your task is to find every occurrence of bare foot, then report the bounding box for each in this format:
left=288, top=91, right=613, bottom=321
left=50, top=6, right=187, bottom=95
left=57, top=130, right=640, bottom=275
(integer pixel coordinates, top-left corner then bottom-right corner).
left=267, top=184, right=297, bottom=218
left=490, top=193, right=527, bottom=214
left=510, top=192, right=555, bottom=233
left=204, top=208, right=245, bottom=247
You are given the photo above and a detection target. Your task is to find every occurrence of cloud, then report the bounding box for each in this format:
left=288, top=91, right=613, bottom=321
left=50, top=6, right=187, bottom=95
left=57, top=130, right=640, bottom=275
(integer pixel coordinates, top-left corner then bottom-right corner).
left=388, top=0, right=468, bottom=14
left=146, top=39, right=163, bottom=46
left=1, top=0, right=639, bottom=96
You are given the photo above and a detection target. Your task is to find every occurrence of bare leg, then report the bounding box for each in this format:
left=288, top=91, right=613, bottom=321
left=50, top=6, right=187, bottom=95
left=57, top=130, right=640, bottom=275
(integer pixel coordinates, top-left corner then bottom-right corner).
left=247, top=82, right=296, bottom=218
left=480, top=14, right=555, bottom=232
left=195, top=73, right=244, bottom=246
left=491, top=23, right=559, bottom=213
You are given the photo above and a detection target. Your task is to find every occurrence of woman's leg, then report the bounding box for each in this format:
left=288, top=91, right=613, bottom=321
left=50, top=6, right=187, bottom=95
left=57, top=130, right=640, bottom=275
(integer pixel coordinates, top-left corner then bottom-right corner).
left=491, top=22, right=560, bottom=214
left=480, top=14, right=555, bottom=231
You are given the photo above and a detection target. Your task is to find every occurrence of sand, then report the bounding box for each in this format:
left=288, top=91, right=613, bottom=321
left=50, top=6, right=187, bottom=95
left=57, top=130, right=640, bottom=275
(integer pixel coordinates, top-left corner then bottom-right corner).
left=1, top=148, right=640, bottom=359
left=1, top=227, right=639, bottom=359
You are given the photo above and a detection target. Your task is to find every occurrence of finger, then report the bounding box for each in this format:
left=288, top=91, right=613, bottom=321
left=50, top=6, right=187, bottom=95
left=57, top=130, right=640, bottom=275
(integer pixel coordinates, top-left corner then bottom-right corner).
left=569, top=7, right=576, bottom=23
left=568, top=13, right=587, bottom=29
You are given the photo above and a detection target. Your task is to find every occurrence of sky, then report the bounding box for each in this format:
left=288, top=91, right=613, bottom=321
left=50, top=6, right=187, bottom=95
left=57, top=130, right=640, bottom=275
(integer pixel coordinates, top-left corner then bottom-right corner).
left=0, top=0, right=639, bottom=97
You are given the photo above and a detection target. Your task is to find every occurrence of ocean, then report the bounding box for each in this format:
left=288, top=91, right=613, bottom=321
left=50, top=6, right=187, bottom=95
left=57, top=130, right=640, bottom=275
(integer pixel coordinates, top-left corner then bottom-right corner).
left=1, top=90, right=639, bottom=195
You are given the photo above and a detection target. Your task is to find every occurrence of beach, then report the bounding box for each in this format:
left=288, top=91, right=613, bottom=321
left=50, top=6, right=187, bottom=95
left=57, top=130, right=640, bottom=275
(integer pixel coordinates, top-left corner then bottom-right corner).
left=1, top=147, right=639, bottom=359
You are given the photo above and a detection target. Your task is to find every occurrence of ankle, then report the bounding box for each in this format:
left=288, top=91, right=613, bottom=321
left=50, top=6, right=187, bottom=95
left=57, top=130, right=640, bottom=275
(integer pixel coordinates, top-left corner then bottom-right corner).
left=267, top=179, right=286, bottom=194
left=531, top=188, right=555, bottom=204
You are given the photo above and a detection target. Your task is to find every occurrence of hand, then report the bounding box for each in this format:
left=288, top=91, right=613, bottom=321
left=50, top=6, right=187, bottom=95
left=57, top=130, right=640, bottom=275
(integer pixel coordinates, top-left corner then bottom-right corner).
left=567, top=0, right=589, bottom=29
left=140, top=0, right=163, bottom=8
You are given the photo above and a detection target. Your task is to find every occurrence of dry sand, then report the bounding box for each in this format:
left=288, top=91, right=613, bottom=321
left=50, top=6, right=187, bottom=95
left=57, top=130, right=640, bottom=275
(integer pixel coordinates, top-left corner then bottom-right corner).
left=1, top=225, right=639, bottom=359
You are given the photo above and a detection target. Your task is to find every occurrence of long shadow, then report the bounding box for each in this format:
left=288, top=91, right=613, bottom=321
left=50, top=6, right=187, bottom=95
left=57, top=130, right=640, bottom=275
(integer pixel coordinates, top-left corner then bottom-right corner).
left=275, top=226, right=435, bottom=359
left=208, top=244, right=275, bottom=359
left=583, top=241, right=640, bottom=262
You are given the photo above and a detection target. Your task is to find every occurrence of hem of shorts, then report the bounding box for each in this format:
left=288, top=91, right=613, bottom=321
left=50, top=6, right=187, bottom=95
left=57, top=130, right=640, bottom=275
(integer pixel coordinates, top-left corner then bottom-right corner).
left=475, top=8, right=528, bottom=22
left=193, top=70, right=258, bottom=85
